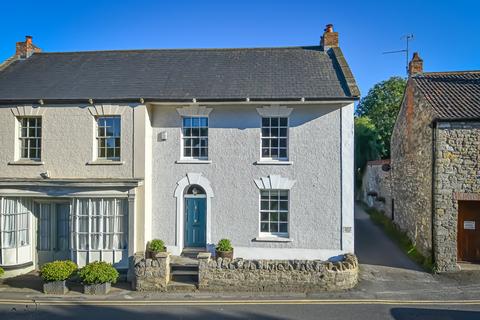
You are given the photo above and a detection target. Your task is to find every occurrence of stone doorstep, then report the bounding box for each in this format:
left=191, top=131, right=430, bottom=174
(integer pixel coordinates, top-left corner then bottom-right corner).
left=167, top=280, right=198, bottom=292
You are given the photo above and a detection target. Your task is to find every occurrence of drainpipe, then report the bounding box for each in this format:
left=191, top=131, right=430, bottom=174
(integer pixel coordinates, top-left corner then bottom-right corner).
left=431, top=120, right=437, bottom=267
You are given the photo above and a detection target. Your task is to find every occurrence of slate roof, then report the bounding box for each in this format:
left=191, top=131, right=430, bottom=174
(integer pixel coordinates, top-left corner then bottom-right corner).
left=0, top=46, right=359, bottom=104
left=413, top=71, right=480, bottom=119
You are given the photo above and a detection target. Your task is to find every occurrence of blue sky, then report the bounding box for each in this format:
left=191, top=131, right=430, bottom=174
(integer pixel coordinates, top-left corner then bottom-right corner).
left=1, top=0, right=479, bottom=96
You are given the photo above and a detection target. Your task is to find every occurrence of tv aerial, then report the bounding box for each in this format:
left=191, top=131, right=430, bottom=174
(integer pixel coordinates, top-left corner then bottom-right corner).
left=383, top=34, right=414, bottom=75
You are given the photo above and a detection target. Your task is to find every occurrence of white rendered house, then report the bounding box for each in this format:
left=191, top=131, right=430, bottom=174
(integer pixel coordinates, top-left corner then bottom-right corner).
left=0, top=25, right=359, bottom=276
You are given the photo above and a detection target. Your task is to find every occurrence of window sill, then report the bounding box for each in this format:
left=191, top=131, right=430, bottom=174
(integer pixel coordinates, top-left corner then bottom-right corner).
left=253, top=236, right=293, bottom=243
left=8, top=160, right=44, bottom=166
left=86, top=160, right=125, bottom=166
left=175, top=160, right=212, bottom=164
left=254, top=160, right=293, bottom=165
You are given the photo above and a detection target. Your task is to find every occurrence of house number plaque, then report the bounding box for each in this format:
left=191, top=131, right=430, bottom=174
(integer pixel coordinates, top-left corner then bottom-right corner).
left=464, top=221, right=476, bottom=230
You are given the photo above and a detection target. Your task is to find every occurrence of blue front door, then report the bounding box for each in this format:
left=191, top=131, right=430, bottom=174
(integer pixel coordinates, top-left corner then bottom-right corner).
left=185, top=197, right=206, bottom=247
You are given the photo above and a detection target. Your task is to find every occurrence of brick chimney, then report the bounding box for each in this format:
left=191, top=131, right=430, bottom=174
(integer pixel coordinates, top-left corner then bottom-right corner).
left=15, top=35, right=41, bottom=59
left=320, top=24, right=339, bottom=50
left=408, top=52, right=423, bottom=76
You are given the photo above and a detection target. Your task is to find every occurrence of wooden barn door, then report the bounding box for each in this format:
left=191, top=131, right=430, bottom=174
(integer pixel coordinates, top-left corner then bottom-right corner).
left=458, top=201, right=480, bottom=262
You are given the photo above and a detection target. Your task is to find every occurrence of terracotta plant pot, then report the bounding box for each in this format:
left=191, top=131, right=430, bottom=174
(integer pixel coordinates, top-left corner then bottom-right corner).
left=216, top=249, right=234, bottom=259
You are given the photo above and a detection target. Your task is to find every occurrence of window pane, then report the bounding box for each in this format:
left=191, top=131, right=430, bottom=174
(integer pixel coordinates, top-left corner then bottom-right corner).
left=270, top=223, right=279, bottom=233
left=200, top=117, right=208, bottom=127
left=261, top=128, right=270, bottom=137
left=279, top=191, right=288, bottom=200
left=280, top=138, right=287, bottom=148
left=280, top=118, right=288, bottom=126
left=261, top=212, right=269, bottom=221
left=261, top=201, right=269, bottom=210
left=280, top=212, right=288, bottom=222
left=280, top=128, right=287, bottom=137
left=270, top=212, right=278, bottom=222
left=280, top=201, right=288, bottom=211
left=279, top=149, right=287, bottom=158
left=261, top=223, right=269, bottom=232
left=183, top=118, right=192, bottom=127
left=279, top=223, right=288, bottom=233
left=184, top=148, right=191, bottom=157
left=262, top=118, right=270, bottom=127
left=262, top=139, right=270, bottom=148
left=192, top=118, right=200, bottom=127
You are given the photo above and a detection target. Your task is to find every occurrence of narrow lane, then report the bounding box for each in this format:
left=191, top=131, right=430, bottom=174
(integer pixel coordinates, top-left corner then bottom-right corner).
left=354, top=203, right=422, bottom=270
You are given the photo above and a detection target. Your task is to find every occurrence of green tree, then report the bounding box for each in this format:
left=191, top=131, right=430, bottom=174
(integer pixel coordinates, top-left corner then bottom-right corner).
left=356, top=76, right=407, bottom=158
left=354, top=116, right=381, bottom=187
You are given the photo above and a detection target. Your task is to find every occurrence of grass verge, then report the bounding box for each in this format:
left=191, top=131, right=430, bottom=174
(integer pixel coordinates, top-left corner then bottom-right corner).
left=360, top=203, right=435, bottom=273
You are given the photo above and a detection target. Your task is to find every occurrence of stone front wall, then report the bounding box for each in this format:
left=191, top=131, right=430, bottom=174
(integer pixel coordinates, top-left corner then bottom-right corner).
left=198, top=254, right=358, bottom=292
left=391, top=79, right=436, bottom=258
left=132, top=252, right=171, bottom=291
left=361, top=160, right=392, bottom=217
left=434, top=122, right=480, bottom=272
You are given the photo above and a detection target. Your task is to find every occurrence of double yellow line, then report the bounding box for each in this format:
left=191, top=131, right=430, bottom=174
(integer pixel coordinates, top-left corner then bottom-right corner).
left=1, top=299, right=480, bottom=306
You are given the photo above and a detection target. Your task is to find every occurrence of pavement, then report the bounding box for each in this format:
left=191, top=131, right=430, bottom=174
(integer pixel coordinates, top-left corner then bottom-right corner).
left=1, top=204, right=480, bottom=319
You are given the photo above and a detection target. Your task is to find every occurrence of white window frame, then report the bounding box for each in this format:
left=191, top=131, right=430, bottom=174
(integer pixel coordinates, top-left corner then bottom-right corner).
left=259, top=189, right=290, bottom=238
left=180, top=116, right=209, bottom=161
left=96, top=116, right=121, bottom=161
left=72, top=198, right=128, bottom=252
left=260, top=116, right=289, bottom=161
left=17, top=116, right=42, bottom=161
left=0, top=198, right=30, bottom=249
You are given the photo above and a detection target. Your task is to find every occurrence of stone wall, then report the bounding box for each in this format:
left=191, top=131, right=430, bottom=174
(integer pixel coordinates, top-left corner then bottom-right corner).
left=361, top=159, right=392, bottom=217
left=198, top=253, right=358, bottom=292
left=391, top=79, right=436, bottom=258
left=132, top=252, right=171, bottom=291
left=433, top=122, right=480, bottom=272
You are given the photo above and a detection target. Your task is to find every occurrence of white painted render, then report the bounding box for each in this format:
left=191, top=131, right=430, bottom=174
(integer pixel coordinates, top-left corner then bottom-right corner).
left=151, top=103, right=355, bottom=260
left=0, top=100, right=355, bottom=272
left=0, top=104, right=152, bottom=274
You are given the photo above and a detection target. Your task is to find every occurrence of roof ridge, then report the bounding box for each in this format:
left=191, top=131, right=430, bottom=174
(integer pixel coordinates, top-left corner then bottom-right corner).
left=35, top=45, right=323, bottom=55
left=415, top=70, right=480, bottom=76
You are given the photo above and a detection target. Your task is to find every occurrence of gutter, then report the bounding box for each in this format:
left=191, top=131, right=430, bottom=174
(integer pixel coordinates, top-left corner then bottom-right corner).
left=0, top=96, right=358, bottom=106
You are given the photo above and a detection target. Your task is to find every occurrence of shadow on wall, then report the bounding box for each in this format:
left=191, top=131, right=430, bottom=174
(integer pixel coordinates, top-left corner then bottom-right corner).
left=151, top=104, right=340, bottom=129
left=1, top=305, right=290, bottom=320
left=391, top=308, right=480, bottom=320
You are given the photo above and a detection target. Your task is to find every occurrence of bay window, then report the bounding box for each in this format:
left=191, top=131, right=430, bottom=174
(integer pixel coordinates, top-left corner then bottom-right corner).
left=0, top=198, right=33, bottom=266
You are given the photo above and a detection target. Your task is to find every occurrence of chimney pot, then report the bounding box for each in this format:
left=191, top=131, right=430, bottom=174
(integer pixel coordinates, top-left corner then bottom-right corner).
left=25, top=35, right=33, bottom=43
left=408, top=52, right=423, bottom=76
left=325, top=24, right=334, bottom=32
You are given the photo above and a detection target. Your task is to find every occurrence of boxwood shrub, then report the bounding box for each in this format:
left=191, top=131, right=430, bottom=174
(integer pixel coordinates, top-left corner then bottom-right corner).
left=0, top=267, right=4, bottom=277
left=40, top=260, right=77, bottom=282
left=78, top=261, right=119, bottom=285
left=216, top=239, right=233, bottom=252
left=148, top=239, right=166, bottom=253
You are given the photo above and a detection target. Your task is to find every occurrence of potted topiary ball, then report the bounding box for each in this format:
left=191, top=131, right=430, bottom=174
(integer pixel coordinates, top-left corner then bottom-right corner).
left=216, top=238, right=234, bottom=259
left=40, top=260, right=78, bottom=294
left=147, top=239, right=166, bottom=258
left=78, top=261, right=119, bottom=295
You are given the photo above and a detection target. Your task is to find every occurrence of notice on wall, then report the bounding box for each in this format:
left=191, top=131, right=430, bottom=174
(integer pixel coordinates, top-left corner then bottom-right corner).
left=464, top=221, right=476, bottom=230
